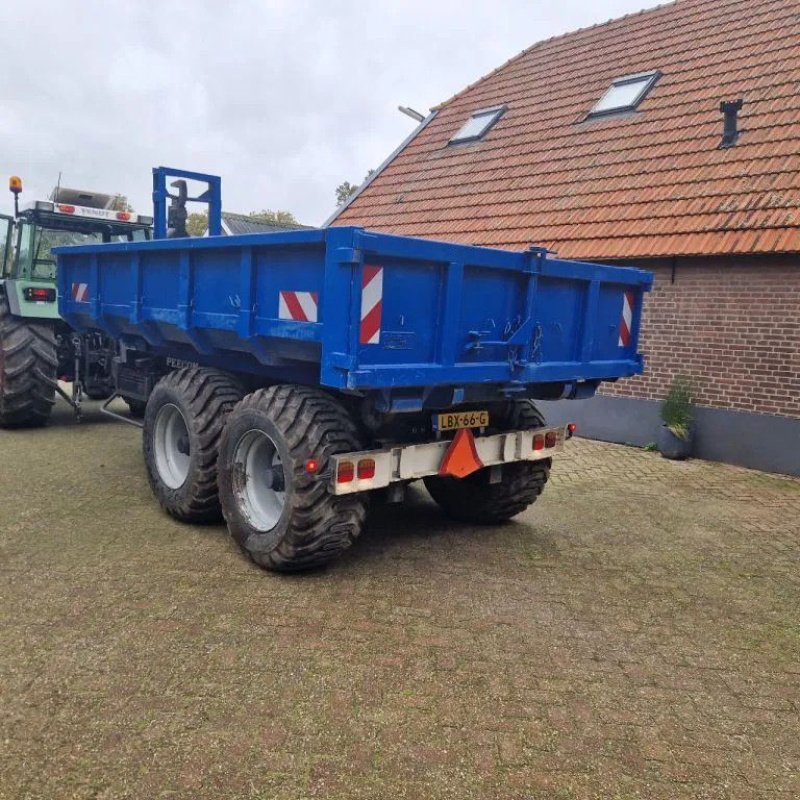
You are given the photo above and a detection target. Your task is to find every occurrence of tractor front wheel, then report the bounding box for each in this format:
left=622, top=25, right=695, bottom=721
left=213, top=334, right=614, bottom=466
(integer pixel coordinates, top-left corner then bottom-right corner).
left=0, top=292, right=58, bottom=428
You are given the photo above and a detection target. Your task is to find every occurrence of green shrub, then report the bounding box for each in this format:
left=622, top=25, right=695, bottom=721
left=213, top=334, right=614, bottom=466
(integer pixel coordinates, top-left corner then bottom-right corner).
left=661, top=375, right=694, bottom=440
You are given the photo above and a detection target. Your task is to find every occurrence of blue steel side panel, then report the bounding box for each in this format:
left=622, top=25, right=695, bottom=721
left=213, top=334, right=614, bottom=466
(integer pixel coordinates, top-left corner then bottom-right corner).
left=534, top=277, right=583, bottom=364
left=355, top=256, right=440, bottom=366
left=325, top=231, right=652, bottom=391
left=56, top=227, right=653, bottom=395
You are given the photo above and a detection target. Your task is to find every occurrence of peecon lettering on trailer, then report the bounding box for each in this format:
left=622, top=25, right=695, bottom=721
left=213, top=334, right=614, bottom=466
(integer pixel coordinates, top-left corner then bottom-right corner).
left=51, top=167, right=653, bottom=572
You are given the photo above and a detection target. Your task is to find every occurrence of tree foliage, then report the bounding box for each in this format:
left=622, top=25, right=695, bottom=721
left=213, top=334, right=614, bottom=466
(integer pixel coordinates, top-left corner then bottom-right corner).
left=335, top=169, right=375, bottom=206
left=248, top=209, right=298, bottom=225
left=185, top=208, right=298, bottom=236
left=112, top=194, right=133, bottom=212
left=336, top=181, right=358, bottom=206
left=186, top=211, right=208, bottom=237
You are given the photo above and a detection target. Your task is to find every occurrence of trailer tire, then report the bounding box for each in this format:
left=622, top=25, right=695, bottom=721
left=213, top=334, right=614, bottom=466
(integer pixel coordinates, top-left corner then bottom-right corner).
left=218, top=385, right=368, bottom=572
left=424, top=401, right=551, bottom=524
left=0, top=293, right=58, bottom=428
left=143, top=368, right=244, bottom=522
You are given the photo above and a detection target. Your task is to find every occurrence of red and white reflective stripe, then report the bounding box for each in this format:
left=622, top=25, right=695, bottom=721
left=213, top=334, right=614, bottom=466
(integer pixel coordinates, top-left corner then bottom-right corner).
left=71, top=283, right=89, bottom=303
left=618, top=290, right=635, bottom=347
left=360, top=264, right=383, bottom=345
left=278, top=290, right=318, bottom=322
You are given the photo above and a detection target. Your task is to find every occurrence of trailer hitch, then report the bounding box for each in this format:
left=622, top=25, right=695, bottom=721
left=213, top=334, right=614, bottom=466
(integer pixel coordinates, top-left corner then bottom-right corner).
left=100, top=394, right=144, bottom=429
left=52, top=381, right=82, bottom=421
left=49, top=333, right=85, bottom=421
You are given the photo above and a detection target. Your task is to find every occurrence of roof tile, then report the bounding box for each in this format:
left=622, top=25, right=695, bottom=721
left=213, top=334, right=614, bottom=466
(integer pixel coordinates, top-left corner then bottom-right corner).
left=334, top=0, right=800, bottom=260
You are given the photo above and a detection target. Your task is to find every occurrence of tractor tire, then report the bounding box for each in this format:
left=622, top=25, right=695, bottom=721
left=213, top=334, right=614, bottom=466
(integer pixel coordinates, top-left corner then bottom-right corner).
left=124, top=398, right=147, bottom=419
left=217, top=385, right=368, bottom=572
left=0, top=293, right=58, bottom=428
left=143, top=367, right=244, bottom=523
left=424, top=401, right=551, bottom=524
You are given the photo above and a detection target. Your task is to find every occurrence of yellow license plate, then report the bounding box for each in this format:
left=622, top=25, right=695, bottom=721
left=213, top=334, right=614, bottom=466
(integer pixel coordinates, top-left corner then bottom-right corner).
left=436, top=410, right=490, bottom=431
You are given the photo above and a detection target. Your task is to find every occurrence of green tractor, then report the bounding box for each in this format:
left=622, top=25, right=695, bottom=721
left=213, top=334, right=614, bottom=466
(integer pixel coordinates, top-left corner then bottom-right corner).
left=0, top=176, right=153, bottom=427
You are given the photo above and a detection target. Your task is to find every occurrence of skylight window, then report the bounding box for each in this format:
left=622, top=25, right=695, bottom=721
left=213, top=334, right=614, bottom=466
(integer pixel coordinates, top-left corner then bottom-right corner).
left=450, top=105, right=506, bottom=144
left=588, top=71, right=660, bottom=118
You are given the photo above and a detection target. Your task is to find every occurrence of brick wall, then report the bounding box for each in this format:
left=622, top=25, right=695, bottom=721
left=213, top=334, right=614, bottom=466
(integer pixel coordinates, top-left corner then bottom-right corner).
left=599, top=256, right=800, bottom=419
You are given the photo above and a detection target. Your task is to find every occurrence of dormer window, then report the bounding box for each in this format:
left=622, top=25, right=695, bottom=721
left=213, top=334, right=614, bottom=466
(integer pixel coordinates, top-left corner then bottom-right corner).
left=449, top=105, right=506, bottom=144
left=588, top=71, right=660, bottom=118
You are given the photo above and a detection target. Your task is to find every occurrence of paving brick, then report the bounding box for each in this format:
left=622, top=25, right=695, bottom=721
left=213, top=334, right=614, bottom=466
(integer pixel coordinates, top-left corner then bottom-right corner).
left=1, top=407, right=799, bottom=799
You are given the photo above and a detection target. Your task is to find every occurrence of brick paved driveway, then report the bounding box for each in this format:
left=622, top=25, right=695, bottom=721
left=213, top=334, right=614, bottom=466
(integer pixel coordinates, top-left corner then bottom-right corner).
left=1, top=404, right=798, bottom=799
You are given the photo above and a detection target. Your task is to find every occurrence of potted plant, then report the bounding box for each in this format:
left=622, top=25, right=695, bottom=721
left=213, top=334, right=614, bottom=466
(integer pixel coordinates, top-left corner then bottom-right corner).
left=658, top=375, right=695, bottom=460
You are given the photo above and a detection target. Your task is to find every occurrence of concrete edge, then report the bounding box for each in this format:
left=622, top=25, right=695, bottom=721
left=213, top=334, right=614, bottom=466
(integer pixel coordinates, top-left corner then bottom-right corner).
left=539, top=394, right=800, bottom=477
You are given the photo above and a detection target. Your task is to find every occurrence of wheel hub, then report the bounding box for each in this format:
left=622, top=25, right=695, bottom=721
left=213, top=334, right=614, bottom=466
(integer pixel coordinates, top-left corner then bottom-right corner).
left=153, top=403, right=191, bottom=489
left=265, top=465, right=285, bottom=493
left=232, top=429, right=287, bottom=532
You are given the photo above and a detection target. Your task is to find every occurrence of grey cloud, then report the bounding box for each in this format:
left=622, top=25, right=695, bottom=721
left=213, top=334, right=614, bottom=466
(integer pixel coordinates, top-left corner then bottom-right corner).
left=1, top=0, right=661, bottom=225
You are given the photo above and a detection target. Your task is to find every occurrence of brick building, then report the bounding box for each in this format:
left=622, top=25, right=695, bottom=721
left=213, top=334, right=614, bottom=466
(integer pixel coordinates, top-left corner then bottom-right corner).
left=329, top=0, right=800, bottom=475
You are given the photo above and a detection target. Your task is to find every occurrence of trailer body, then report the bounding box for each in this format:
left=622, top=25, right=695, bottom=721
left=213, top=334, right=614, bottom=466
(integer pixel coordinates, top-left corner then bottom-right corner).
left=55, top=224, right=653, bottom=571
left=55, top=226, right=651, bottom=410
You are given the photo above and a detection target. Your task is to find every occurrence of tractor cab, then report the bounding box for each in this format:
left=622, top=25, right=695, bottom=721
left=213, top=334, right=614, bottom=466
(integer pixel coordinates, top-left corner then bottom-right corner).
left=1, top=177, right=153, bottom=321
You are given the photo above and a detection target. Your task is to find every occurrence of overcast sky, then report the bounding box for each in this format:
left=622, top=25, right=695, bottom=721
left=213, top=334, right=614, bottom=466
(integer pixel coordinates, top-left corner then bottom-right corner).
left=1, top=0, right=663, bottom=226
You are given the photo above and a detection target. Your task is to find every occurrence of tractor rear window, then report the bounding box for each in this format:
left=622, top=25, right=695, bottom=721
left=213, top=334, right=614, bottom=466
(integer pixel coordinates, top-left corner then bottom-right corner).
left=20, top=225, right=104, bottom=280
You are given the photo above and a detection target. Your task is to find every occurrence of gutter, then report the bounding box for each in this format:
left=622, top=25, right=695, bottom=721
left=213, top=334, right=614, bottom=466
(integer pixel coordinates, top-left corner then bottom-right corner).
left=323, top=109, right=439, bottom=227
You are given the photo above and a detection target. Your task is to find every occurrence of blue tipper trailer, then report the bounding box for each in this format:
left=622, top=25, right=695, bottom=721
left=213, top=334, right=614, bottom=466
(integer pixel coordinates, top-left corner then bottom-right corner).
left=55, top=167, right=652, bottom=572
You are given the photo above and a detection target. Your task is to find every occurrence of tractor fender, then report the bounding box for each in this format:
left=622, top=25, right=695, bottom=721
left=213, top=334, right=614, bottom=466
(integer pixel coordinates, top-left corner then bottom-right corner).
left=0, top=279, right=23, bottom=316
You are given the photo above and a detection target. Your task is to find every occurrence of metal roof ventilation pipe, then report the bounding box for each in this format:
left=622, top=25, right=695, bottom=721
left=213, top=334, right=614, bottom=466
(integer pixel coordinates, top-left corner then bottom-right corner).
left=719, top=99, right=744, bottom=148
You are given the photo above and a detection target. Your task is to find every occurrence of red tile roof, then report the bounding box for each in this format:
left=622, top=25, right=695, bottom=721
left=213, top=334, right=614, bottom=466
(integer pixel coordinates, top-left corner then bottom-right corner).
left=333, top=0, right=800, bottom=260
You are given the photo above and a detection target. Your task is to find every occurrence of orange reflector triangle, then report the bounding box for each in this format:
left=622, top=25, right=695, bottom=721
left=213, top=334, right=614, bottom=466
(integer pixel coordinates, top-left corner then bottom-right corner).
left=439, top=428, right=484, bottom=478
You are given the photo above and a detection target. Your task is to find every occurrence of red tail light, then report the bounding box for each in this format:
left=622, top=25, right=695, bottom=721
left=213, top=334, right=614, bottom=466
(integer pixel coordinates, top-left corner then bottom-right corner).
left=304, top=459, right=319, bottom=475
left=116, top=211, right=131, bottom=221
left=357, top=458, right=376, bottom=480
left=533, top=434, right=545, bottom=451
left=57, top=204, right=75, bottom=213
left=545, top=431, right=557, bottom=448
left=24, top=287, right=56, bottom=302
left=336, top=461, right=354, bottom=483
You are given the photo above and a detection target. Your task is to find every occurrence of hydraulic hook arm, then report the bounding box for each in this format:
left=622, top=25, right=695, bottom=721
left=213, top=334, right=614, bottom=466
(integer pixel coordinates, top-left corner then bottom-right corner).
left=152, top=167, right=222, bottom=240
